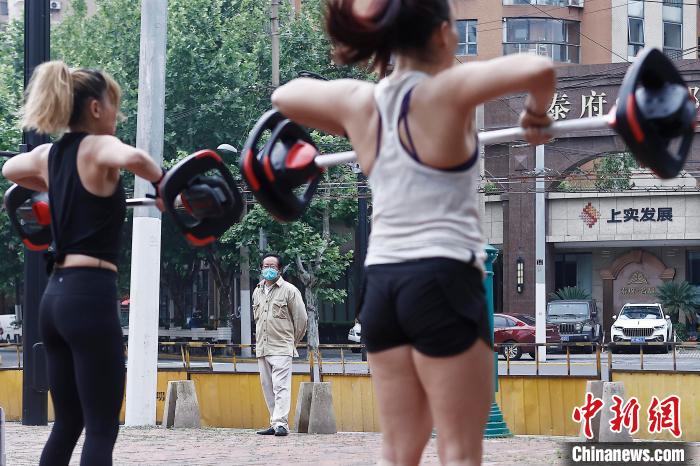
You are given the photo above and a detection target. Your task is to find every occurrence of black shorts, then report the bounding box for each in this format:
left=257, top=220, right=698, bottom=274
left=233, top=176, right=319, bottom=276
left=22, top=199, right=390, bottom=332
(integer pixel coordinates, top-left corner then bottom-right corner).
left=358, top=257, right=491, bottom=357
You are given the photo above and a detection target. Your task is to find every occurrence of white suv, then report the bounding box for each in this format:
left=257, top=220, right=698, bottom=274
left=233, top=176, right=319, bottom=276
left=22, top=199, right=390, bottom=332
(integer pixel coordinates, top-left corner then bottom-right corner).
left=611, top=303, right=673, bottom=353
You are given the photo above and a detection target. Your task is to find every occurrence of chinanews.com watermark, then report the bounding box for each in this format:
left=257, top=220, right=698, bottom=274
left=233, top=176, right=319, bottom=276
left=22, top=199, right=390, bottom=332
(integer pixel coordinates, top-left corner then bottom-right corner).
left=563, top=442, right=692, bottom=466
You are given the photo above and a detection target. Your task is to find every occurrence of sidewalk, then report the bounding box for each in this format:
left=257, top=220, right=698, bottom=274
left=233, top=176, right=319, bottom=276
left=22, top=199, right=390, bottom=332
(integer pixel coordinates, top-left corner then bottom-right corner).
left=4, top=423, right=574, bottom=465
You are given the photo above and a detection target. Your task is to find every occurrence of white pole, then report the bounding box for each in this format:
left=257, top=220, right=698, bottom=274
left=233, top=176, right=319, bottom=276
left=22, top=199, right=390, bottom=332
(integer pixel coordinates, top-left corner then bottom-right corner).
left=0, top=406, right=5, bottom=466
left=535, top=145, right=547, bottom=363
left=125, top=0, right=167, bottom=426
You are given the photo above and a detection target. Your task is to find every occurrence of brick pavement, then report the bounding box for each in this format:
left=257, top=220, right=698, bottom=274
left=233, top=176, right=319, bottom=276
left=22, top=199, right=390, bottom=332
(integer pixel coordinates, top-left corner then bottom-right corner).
left=4, top=423, right=699, bottom=465
left=3, top=423, right=577, bottom=465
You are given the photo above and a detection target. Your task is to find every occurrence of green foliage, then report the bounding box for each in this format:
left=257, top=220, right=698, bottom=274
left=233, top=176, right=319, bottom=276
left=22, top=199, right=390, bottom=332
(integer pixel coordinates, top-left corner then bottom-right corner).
left=483, top=182, right=500, bottom=195
left=0, top=0, right=367, bottom=320
left=655, top=281, right=699, bottom=330
left=548, top=286, right=591, bottom=301
left=0, top=20, right=25, bottom=296
left=674, top=324, right=689, bottom=342
left=594, top=153, right=637, bottom=192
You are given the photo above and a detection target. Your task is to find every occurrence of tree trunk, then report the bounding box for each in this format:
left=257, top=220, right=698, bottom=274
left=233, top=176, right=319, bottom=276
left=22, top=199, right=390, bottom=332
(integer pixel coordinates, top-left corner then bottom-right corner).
left=304, top=286, right=321, bottom=381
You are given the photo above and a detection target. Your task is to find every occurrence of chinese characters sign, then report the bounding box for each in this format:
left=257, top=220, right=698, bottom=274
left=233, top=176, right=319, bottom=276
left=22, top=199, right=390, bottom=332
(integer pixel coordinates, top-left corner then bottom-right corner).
left=573, top=393, right=682, bottom=439
left=549, top=86, right=700, bottom=121
left=607, top=207, right=672, bottom=223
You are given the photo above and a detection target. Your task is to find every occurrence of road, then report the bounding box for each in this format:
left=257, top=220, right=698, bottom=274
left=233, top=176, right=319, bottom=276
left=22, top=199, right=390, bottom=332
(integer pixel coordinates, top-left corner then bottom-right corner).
left=3, top=346, right=698, bottom=378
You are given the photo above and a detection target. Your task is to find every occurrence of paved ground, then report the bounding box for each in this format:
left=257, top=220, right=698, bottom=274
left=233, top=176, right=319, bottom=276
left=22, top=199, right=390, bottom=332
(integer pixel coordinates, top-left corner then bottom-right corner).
left=3, top=423, right=577, bottom=465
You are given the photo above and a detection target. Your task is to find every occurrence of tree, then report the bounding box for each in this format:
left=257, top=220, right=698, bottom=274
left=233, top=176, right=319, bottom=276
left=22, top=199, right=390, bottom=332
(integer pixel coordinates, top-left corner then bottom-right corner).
left=655, top=281, right=699, bottom=333
left=8, top=0, right=371, bottom=340
left=0, top=19, right=27, bottom=307
left=594, top=153, right=637, bottom=192
left=548, top=286, right=591, bottom=301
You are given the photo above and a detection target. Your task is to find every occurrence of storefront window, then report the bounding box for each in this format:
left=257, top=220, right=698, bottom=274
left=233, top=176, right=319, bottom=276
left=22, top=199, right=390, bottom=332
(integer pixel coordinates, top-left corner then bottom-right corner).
left=554, top=253, right=592, bottom=294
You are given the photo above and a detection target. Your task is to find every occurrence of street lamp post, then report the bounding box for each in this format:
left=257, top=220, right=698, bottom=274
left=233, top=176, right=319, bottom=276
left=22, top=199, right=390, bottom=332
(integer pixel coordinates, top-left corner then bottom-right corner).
left=483, top=244, right=512, bottom=438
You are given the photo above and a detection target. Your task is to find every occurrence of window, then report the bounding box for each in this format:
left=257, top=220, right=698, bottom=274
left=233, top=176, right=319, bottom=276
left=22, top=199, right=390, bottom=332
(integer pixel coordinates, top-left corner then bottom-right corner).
left=662, top=0, right=683, bottom=59
left=627, top=0, right=644, bottom=58
left=503, top=18, right=580, bottom=63
left=628, top=18, right=645, bottom=57
left=494, top=315, right=509, bottom=329
left=0, top=0, right=7, bottom=16
left=687, top=252, right=700, bottom=286
left=456, top=19, right=477, bottom=56
left=503, top=0, right=580, bottom=5
left=554, top=253, right=592, bottom=294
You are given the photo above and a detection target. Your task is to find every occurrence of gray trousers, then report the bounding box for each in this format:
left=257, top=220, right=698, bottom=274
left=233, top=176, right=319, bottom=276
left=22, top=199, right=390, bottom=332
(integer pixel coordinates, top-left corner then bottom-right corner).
left=258, top=355, right=293, bottom=430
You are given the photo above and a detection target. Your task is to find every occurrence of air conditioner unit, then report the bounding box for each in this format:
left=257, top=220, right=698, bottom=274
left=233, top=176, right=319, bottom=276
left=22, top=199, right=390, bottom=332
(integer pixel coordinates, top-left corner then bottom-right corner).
left=49, top=1, right=61, bottom=10
left=568, top=0, right=583, bottom=7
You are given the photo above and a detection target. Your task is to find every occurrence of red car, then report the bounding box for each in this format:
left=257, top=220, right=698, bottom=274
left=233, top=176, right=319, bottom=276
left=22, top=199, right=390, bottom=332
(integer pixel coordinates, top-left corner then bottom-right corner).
left=494, top=313, right=560, bottom=360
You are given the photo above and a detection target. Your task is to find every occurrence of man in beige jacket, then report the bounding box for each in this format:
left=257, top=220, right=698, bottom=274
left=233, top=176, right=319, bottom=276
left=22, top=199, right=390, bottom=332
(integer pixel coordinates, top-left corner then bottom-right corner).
left=254, top=253, right=308, bottom=436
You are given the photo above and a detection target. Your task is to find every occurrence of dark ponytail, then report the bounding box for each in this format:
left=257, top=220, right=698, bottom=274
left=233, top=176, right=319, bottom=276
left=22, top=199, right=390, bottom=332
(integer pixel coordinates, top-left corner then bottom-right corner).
left=325, top=0, right=451, bottom=73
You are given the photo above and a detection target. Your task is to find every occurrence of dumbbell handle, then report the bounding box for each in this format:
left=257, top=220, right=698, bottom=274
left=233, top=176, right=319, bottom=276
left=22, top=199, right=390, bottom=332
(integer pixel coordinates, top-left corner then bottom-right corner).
left=313, top=113, right=613, bottom=169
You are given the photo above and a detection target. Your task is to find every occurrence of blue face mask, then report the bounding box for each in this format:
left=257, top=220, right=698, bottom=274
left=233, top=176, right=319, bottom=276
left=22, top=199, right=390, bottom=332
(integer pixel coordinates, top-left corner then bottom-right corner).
left=262, top=267, right=279, bottom=281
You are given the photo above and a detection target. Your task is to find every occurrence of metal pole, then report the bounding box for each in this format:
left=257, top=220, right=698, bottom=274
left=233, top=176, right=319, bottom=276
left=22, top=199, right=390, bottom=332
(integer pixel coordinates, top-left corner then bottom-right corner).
left=271, top=0, right=280, bottom=88
left=313, top=115, right=612, bottom=168
left=484, top=245, right=499, bottom=391
left=21, top=0, right=49, bottom=427
left=125, top=0, right=167, bottom=426
left=240, top=222, right=252, bottom=358
left=535, top=145, right=547, bottom=363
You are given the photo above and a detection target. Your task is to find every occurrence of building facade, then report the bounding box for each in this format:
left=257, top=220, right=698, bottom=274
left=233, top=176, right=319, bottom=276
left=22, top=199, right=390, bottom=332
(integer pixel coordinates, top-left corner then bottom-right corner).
left=482, top=60, right=700, bottom=339
left=0, top=0, right=97, bottom=24
left=453, top=0, right=697, bottom=64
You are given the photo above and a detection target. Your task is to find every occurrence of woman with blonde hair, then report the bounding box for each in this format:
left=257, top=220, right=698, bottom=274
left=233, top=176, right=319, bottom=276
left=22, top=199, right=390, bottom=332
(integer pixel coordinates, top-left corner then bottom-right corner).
left=270, top=1, right=555, bottom=464
left=3, top=61, right=164, bottom=465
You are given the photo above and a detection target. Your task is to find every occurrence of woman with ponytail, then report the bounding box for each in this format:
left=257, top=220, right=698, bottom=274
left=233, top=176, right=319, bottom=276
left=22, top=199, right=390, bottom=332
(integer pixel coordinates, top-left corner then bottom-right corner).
left=3, top=60, right=164, bottom=466
left=272, top=1, right=555, bottom=465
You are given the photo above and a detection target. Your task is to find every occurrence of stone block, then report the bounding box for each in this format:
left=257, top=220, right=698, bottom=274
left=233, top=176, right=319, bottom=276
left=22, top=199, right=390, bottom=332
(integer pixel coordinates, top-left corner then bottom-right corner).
left=294, top=382, right=314, bottom=433
left=307, top=382, right=337, bottom=434
left=579, top=381, right=604, bottom=442
left=598, top=382, right=633, bottom=443
left=162, top=380, right=201, bottom=428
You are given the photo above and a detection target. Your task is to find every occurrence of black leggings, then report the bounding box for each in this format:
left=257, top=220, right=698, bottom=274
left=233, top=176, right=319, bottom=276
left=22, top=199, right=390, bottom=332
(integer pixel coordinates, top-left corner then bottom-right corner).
left=38, top=267, right=125, bottom=466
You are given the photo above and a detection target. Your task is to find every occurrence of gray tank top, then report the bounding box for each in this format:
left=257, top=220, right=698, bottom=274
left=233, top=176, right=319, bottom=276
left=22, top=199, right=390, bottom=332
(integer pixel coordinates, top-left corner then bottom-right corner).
left=365, top=71, right=485, bottom=270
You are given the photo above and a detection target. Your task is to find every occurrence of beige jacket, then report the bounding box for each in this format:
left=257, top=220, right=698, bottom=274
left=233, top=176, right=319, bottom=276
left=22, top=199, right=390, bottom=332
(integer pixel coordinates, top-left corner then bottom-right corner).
left=253, top=276, right=308, bottom=358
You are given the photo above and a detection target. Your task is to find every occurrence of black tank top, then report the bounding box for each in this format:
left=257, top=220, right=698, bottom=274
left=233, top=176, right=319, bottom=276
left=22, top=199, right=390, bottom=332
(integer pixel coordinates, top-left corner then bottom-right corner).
left=48, top=132, right=126, bottom=265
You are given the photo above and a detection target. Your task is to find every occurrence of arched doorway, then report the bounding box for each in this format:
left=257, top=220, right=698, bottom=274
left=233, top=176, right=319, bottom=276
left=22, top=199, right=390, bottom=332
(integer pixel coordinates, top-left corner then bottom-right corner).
left=600, top=250, right=675, bottom=342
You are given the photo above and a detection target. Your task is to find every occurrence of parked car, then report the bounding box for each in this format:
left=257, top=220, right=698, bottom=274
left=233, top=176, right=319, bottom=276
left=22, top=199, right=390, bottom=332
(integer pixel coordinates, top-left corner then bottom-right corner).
left=0, top=314, right=21, bottom=343
left=494, top=313, right=560, bottom=360
left=610, top=303, right=673, bottom=353
left=348, top=321, right=361, bottom=347
left=546, top=299, right=602, bottom=353
left=347, top=321, right=367, bottom=361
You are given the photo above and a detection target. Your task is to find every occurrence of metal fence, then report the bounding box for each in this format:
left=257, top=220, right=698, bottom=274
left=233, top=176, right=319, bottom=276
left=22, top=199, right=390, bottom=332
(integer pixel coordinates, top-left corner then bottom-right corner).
left=3, top=340, right=699, bottom=378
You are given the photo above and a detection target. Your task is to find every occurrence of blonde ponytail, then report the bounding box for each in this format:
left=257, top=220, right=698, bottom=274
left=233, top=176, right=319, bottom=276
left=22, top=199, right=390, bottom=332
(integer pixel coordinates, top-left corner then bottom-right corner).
left=20, top=60, right=74, bottom=135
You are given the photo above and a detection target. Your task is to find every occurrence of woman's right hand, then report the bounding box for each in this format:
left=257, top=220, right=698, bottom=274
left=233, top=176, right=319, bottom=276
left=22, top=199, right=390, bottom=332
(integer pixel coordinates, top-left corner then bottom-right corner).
left=518, top=107, right=553, bottom=146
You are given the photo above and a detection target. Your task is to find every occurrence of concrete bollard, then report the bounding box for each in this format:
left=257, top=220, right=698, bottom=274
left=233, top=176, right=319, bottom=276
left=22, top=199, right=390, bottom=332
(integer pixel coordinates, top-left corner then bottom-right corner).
left=579, top=380, right=605, bottom=442
left=294, top=382, right=314, bottom=433
left=1, top=406, right=6, bottom=466
left=307, top=382, right=337, bottom=434
left=162, top=380, right=201, bottom=428
left=598, top=381, right=633, bottom=442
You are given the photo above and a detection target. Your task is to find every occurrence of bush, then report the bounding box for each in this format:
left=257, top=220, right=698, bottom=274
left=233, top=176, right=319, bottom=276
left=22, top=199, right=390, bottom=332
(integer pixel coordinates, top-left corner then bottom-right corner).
left=548, top=286, right=591, bottom=301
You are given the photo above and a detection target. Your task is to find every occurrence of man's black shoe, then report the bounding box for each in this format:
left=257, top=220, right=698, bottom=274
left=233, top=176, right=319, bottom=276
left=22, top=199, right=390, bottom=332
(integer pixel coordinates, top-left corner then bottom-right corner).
left=256, top=427, right=276, bottom=435
left=274, top=426, right=289, bottom=436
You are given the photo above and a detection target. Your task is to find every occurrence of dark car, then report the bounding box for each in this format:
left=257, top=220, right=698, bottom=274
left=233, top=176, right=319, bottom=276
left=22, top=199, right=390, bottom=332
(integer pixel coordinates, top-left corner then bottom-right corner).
left=494, top=313, right=560, bottom=360
left=546, top=299, right=602, bottom=352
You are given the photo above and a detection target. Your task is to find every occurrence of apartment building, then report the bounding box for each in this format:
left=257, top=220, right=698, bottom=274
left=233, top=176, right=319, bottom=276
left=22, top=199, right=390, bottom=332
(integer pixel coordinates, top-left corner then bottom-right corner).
left=0, top=0, right=96, bottom=24
left=454, top=0, right=696, bottom=64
